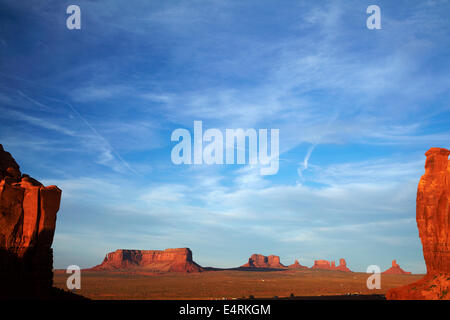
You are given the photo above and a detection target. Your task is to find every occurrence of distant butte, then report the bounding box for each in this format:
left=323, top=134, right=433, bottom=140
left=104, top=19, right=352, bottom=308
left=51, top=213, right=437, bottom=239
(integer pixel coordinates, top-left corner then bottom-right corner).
left=89, top=248, right=203, bottom=273
left=240, top=254, right=287, bottom=269
left=382, top=260, right=411, bottom=275
left=312, top=259, right=352, bottom=272
left=288, top=259, right=308, bottom=269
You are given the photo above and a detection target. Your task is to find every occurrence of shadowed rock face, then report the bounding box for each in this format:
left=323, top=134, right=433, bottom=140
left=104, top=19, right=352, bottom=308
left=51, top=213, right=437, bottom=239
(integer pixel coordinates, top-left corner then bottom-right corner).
left=90, top=248, right=203, bottom=273
left=312, top=259, right=352, bottom=272
left=387, top=148, right=450, bottom=300
left=0, top=144, right=61, bottom=298
left=382, top=260, right=411, bottom=275
left=241, top=254, right=287, bottom=269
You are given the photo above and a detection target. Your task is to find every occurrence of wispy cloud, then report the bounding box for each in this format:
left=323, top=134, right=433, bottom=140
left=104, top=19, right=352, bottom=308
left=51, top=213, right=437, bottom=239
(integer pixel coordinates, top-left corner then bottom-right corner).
left=0, top=108, right=78, bottom=136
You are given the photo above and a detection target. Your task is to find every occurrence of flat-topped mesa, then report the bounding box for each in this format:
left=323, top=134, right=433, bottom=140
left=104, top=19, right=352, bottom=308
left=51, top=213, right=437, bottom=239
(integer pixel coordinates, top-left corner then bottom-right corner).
left=90, top=248, right=203, bottom=273
left=382, top=260, right=411, bottom=275
left=387, top=148, right=450, bottom=300
left=240, top=254, right=287, bottom=269
left=288, top=259, right=308, bottom=269
left=0, top=144, right=62, bottom=298
left=312, top=258, right=352, bottom=272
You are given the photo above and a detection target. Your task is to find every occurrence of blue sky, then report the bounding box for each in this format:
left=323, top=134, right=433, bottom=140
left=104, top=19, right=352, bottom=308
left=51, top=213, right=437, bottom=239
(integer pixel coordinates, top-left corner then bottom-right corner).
left=1, top=0, right=449, bottom=273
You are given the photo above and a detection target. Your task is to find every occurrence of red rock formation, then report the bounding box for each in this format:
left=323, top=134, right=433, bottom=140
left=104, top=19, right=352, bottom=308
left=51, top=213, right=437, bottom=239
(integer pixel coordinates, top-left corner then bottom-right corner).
left=312, top=259, right=331, bottom=270
left=0, top=144, right=61, bottom=298
left=288, top=259, right=308, bottom=269
left=240, top=254, right=287, bottom=269
left=382, top=260, right=411, bottom=275
left=416, top=148, right=450, bottom=273
left=387, top=148, right=450, bottom=300
left=91, top=248, right=203, bottom=273
left=335, top=258, right=351, bottom=272
left=312, top=258, right=352, bottom=272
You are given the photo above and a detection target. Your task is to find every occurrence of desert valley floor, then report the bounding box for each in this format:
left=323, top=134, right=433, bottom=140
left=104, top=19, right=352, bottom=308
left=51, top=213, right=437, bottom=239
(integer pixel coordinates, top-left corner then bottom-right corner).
left=53, top=269, right=422, bottom=300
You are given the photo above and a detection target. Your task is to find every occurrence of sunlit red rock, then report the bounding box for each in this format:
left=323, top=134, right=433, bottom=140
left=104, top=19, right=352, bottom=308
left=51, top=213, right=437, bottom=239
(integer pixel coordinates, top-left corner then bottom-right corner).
left=0, top=144, right=61, bottom=298
left=90, top=248, right=203, bottom=273
left=240, top=254, right=287, bottom=269
left=387, top=148, right=450, bottom=300
left=382, top=260, right=411, bottom=275
left=416, top=148, right=450, bottom=273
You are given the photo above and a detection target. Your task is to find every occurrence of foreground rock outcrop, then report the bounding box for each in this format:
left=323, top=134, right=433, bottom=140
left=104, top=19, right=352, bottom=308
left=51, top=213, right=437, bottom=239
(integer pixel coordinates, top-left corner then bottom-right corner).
left=240, top=254, right=287, bottom=269
left=382, top=260, right=411, bottom=275
left=90, top=248, right=203, bottom=273
left=0, top=144, right=61, bottom=298
left=387, top=148, right=450, bottom=300
left=312, top=259, right=352, bottom=272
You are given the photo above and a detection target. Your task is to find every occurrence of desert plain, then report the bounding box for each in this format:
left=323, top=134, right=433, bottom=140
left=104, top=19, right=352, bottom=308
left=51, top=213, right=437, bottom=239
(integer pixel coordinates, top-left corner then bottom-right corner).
left=53, top=269, right=422, bottom=300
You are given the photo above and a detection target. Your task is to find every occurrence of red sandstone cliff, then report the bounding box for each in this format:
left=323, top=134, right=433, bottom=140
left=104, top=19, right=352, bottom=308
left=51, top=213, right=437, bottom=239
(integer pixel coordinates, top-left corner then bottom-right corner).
left=0, top=144, right=61, bottom=298
left=312, top=258, right=351, bottom=272
left=288, top=259, right=308, bottom=269
left=90, top=248, right=203, bottom=273
left=240, top=254, right=287, bottom=269
left=382, top=260, right=411, bottom=275
left=387, top=148, right=450, bottom=300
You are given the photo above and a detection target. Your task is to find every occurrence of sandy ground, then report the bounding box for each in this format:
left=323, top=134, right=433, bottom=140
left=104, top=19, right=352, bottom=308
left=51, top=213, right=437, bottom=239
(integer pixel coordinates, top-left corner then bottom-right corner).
left=53, top=269, right=423, bottom=300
